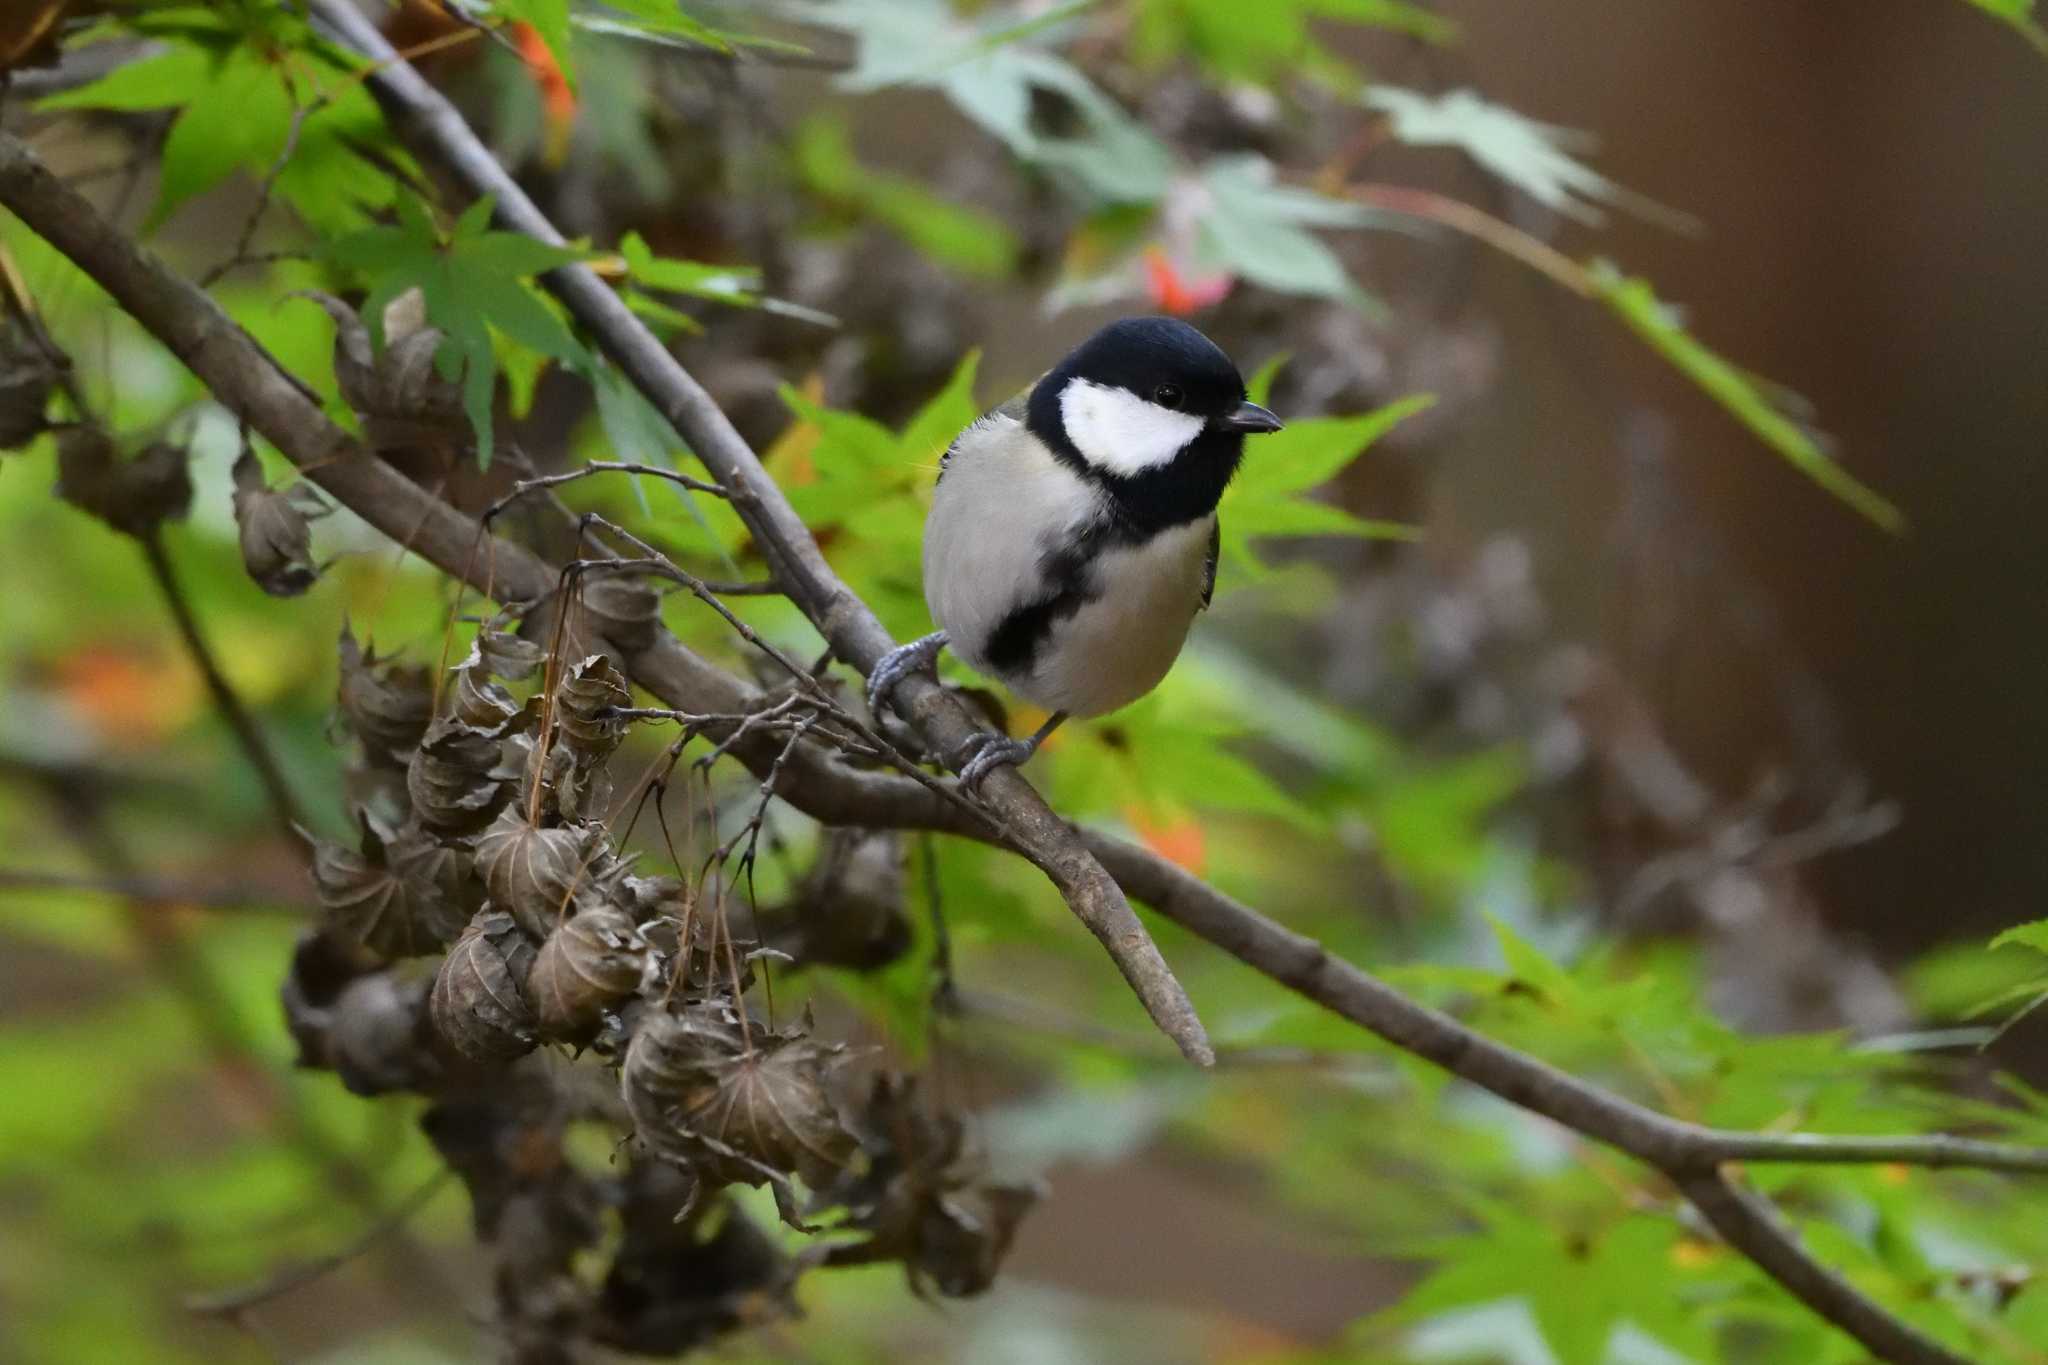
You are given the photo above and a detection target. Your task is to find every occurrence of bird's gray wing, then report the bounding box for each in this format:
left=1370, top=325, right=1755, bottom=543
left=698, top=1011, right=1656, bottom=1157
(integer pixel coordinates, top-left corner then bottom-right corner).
left=938, top=387, right=1034, bottom=483
left=1201, top=518, right=1219, bottom=609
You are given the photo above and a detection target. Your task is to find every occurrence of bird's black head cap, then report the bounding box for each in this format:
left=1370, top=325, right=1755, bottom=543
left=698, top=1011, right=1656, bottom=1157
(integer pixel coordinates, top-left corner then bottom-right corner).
left=1027, top=317, right=1280, bottom=535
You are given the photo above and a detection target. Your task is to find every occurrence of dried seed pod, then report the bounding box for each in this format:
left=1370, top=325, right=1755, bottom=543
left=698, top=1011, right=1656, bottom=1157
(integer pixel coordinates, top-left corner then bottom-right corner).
left=520, top=733, right=613, bottom=824
left=820, top=1074, right=1041, bottom=1297
left=327, top=971, right=438, bottom=1096
left=55, top=426, right=192, bottom=538
left=528, top=904, right=648, bottom=1042
left=577, top=574, right=661, bottom=656
left=476, top=807, right=604, bottom=938
left=304, top=816, right=465, bottom=959
left=552, top=654, right=630, bottom=766
left=624, top=1007, right=853, bottom=1196
left=591, top=1165, right=798, bottom=1355
left=302, top=289, right=466, bottom=452
left=230, top=447, right=325, bottom=597
left=280, top=928, right=382, bottom=1069
left=450, top=656, right=520, bottom=730
left=407, top=717, right=511, bottom=834
left=762, top=829, right=910, bottom=971
left=338, top=625, right=433, bottom=765
left=430, top=909, right=539, bottom=1065
left=670, top=1024, right=854, bottom=1189
left=621, top=1002, right=746, bottom=1125
left=387, top=823, right=485, bottom=928
left=477, top=628, right=547, bottom=681
left=0, top=313, right=55, bottom=451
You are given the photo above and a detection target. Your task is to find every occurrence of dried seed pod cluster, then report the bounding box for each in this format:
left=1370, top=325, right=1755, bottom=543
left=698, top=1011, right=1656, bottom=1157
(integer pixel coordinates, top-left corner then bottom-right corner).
left=292, top=627, right=1038, bottom=1358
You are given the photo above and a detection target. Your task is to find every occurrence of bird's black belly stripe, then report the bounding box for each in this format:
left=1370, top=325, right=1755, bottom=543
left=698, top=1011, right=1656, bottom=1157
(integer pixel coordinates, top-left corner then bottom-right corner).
left=984, top=518, right=1120, bottom=675
left=985, top=586, right=1093, bottom=674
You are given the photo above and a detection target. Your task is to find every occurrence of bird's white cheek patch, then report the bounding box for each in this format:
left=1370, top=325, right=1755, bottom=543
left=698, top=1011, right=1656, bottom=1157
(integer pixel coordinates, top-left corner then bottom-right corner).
left=1059, top=379, right=1206, bottom=476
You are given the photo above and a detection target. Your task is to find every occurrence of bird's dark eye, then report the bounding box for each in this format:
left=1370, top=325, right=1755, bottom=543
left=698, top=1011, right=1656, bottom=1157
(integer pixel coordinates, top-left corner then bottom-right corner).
left=1153, top=383, right=1185, bottom=410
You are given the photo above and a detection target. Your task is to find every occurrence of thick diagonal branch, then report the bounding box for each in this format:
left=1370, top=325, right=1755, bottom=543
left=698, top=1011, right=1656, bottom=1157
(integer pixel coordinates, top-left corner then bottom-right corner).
left=0, top=130, right=2013, bottom=1365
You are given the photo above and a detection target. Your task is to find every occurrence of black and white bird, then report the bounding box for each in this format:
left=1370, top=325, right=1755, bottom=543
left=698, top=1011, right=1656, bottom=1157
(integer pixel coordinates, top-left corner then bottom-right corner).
left=867, top=316, right=1283, bottom=789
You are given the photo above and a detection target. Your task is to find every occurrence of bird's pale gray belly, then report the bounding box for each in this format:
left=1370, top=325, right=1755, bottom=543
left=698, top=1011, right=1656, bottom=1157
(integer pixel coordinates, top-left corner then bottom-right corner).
left=1009, top=517, right=1212, bottom=717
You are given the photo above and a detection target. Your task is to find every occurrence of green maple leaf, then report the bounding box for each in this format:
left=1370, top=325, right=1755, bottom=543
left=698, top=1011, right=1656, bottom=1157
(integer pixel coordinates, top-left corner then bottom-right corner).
left=1216, top=392, right=1429, bottom=575
left=328, top=195, right=589, bottom=460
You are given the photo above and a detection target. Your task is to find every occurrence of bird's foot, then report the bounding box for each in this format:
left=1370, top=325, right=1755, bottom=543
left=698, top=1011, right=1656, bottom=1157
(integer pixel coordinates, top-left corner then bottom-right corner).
left=955, top=730, right=1045, bottom=792
left=866, top=631, right=948, bottom=720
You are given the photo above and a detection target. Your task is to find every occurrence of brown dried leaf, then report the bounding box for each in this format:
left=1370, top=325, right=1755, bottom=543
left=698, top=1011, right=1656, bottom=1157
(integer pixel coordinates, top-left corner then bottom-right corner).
left=54, top=426, right=191, bottom=538
left=528, top=904, right=649, bottom=1042
left=338, top=625, right=434, bottom=764
left=475, top=807, right=604, bottom=938
left=429, top=909, right=539, bottom=1065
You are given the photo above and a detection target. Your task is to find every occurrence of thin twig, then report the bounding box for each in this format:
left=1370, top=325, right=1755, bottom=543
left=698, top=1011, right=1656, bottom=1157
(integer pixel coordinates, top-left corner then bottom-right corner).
left=140, top=531, right=306, bottom=836
left=480, top=460, right=728, bottom=526
left=187, top=1170, right=454, bottom=1317
left=198, top=93, right=318, bottom=289
left=0, top=867, right=309, bottom=912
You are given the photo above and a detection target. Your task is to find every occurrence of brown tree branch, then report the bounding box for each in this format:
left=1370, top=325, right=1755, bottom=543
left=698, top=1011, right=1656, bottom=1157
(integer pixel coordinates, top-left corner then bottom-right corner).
left=0, top=128, right=2028, bottom=1365
left=302, top=0, right=1214, bottom=1069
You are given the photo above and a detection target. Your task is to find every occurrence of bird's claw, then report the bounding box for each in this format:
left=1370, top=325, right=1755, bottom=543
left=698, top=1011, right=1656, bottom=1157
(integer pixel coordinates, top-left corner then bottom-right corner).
left=956, top=730, right=1042, bottom=791
left=866, top=630, right=948, bottom=720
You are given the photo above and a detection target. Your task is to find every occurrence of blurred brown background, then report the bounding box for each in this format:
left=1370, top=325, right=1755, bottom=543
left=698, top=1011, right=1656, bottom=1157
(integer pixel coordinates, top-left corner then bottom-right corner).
left=1421, top=0, right=2048, bottom=954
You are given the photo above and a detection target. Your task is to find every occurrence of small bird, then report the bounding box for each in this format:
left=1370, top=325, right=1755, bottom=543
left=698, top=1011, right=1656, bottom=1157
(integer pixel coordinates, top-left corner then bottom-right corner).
left=868, top=316, right=1283, bottom=789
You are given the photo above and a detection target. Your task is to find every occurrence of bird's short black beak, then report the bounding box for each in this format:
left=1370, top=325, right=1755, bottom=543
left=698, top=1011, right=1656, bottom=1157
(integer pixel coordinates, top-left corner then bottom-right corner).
left=1220, top=400, right=1284, bottom=434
